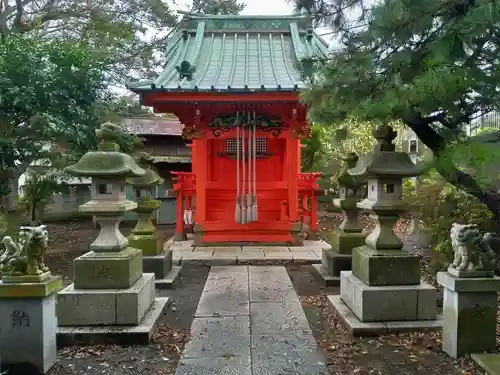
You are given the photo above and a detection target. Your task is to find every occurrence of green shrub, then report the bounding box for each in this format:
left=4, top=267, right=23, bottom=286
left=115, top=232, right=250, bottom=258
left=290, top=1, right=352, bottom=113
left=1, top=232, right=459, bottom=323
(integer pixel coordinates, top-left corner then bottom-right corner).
left=404, top=170, right=495, bottom=272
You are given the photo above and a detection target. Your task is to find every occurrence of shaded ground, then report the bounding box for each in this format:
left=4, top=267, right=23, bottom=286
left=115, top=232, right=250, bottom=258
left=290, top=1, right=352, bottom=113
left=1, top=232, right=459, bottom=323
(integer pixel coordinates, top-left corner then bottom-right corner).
left=38, top=216, right=483, bottom=375
left=49, top=264, right=209, bottom=375
left=287, top=265, right=482, bottom=375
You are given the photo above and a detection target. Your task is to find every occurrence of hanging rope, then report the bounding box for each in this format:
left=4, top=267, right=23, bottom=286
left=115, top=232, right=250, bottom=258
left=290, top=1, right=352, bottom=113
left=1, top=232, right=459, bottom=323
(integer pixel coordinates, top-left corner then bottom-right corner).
left=252, top=110, right=258, bottom=221
left=235, top=112, right=241, bottom=224
left=246, top=111, right=253, bottom=223
left=241, top=116, right=247, bottom=224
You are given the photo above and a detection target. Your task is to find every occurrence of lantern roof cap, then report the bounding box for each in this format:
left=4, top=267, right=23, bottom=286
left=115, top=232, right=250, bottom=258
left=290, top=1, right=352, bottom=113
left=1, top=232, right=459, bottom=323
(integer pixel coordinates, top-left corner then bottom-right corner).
left=65, top=122, right=146, bottom=178
left=127, top=152, right=164, bottom=187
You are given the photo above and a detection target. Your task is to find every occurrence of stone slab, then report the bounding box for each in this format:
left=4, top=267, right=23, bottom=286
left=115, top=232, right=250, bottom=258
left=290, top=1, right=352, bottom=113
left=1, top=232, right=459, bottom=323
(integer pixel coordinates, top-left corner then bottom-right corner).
left=176, top=356, right=251, bottom=375
left=178, top=266, right=327, bottom=375
left=248, top=266, right=295, bottom=302
left=312, top=264, right=340, bottom=286
left=237, top=253, right=265, bottom=264
left=0, top=293, right=57, bottom=374
left=472, top=353, right=500, bottom=375
left=288, top=241, right=331, bottom=252
left=447, top=267, right=494, bottom=278
left=251, top=334, right=328, bottom=375
left=437, top=271, right=500, bottom=292
left=155, top=266, right=183, bottom=290
left=340, top=271, right=437, bottom=321
left=244, top=246, right=290, bottom=252
left=292, top=251, right=321, bottom=263
left=143, top=250, right=173, bottom=279
left=328, top=295, right=442, bottom=337
left=195, top=266, right=249, bottom=317
left=250, top=301, right=317, bottom=345
left=57, top=274, right=156, bottom=326
left=211, top=247, right=242, bottom=252
left=182, top=316, right=251, bottom=359
left=173, top=245, right=324, bottom=265
left=192, top=248, right=216, bottom=253
left=0, top=276, right=62, bottom=298
left=56, top=297, right=169, bottom=346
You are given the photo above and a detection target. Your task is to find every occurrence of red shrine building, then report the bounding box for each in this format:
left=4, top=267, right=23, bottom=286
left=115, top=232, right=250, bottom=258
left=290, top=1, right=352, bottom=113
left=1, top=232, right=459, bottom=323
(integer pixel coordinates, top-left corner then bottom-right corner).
left=128, top=12, right=329, bottom=245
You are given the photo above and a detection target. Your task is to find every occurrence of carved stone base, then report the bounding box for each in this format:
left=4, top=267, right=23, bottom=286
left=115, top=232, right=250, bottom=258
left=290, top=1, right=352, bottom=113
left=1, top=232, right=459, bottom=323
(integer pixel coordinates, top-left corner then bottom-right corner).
left=2, top=271, right=52, bottom=284
left=0, top=282, right=59, bottom=374
left=73, top=247, right=143, bottom=289
left=352, top=246, right=421, bottom=286
left=438, top=271, right=500, bottom=357
left=447, top=267, right=494, bottom=279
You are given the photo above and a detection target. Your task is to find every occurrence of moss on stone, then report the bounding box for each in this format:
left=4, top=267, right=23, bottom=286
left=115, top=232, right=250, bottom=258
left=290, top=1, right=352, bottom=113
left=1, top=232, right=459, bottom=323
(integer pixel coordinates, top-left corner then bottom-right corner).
left=66, top=152, right=145, bottom=177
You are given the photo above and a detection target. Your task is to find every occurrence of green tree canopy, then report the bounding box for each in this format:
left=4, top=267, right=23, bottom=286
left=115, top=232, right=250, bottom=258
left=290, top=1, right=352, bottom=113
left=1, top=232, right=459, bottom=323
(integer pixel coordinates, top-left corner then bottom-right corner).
left=0, top=0, right=246, bottom=83
left=0, top=33, right=109, bottom=167
left=294, top=0, right=500, bottom=224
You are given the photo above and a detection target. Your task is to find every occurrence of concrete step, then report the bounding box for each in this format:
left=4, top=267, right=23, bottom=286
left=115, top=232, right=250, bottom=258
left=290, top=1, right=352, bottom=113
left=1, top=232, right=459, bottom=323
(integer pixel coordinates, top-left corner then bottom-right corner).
left=175, top=265, right=328, bottom=375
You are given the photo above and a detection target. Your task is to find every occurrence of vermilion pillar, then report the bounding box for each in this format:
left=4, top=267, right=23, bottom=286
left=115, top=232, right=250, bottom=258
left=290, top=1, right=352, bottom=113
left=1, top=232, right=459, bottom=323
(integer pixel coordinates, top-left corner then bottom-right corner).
left=174, top=191, right=186, bottom=241
left=286, top=131, right=299, bottom=221
left=192, top=138, right=208, bottom=224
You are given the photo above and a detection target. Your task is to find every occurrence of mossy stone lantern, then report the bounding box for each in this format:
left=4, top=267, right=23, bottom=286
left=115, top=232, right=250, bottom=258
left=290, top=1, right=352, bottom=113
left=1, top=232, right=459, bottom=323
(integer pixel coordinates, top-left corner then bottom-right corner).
left=348, top=125, right=426, bottom=286
left=64, top=122, right=146, bottom=289
left=334, top=152, right=366, bottom=237
left=315, top=153, right=368, bottom=285
left=127, top=152, right=164, bottom=256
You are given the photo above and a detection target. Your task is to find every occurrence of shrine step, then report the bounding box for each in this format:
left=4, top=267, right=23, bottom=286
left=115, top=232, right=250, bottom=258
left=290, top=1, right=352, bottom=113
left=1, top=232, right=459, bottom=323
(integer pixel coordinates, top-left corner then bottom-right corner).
left=175, top=266, right=327, bottom=375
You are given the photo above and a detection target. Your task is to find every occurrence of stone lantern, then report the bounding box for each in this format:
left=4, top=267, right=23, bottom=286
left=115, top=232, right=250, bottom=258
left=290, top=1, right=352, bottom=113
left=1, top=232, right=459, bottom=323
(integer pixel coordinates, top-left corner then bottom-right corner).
left=56, top=122, right=169, bottom=344
left=329, top=125, right=440, bottom=335
left=127, top=152, right=181, bottom=288
left=313, top=152, right=367, bottom=285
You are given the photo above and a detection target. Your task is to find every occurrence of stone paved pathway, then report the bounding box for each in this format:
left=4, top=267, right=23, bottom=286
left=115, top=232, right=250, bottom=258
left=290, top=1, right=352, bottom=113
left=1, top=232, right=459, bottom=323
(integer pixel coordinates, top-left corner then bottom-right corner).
left=175, top=265, right=328, bottom=375
left=167, top=240, right=331, bottom=265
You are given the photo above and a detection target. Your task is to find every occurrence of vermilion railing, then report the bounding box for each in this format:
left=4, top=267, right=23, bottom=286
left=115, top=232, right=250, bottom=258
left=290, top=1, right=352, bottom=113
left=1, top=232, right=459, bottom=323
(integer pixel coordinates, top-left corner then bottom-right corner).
left=171, top=172, right=196, bottom=237
left=298, top=172, right=321, bottom=231
left=170, top=171, right=321, bottom=234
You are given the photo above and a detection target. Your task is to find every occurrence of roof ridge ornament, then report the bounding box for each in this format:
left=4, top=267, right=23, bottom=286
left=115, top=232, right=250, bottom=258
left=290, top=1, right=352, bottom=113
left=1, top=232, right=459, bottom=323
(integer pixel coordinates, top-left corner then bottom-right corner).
left=176, top=60, right=196, bottom=81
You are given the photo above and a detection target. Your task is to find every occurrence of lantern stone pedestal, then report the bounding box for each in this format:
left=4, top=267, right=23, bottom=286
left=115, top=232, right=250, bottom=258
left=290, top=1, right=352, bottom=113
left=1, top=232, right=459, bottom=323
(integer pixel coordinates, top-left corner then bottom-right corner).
left=438, top=271, right=500, bottom=358
left=329, top=126, right=441, bottom=336
left=129, top=198, right=181, bottom=289
left=314, top=154, right=367, bottom=286
left=0, top=276, right=61, bottom=374
left=55, top=122, right=169, bottom=346
left=127, top=153, right=182, bottom=289
left=0, top=224, right=61, bottom=374
left=314, top=153, right=367, bottom=286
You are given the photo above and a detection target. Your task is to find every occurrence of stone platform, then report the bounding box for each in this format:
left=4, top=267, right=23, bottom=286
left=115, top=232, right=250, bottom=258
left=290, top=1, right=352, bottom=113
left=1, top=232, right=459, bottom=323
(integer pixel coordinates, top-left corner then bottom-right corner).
left=328, top=295, right=442, bottom=336
left=165, top=238, right=331, bottom=266
left=57, top=297, right=169, bottom=346
left=175, top=265, right=327, bottom=375
left=143, top=249, right=183, bottom=289
left=56, top=273, right=169, bottom=346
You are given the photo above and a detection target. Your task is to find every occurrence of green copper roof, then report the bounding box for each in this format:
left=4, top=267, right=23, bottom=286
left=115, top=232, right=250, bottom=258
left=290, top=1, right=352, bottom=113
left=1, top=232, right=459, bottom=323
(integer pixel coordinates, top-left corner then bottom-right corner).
left=127, top=12, right=330, bottom=93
